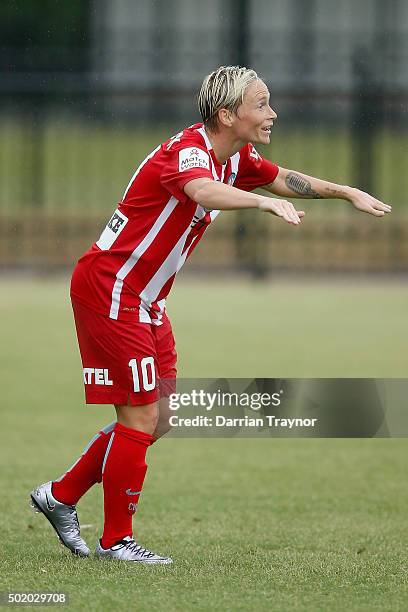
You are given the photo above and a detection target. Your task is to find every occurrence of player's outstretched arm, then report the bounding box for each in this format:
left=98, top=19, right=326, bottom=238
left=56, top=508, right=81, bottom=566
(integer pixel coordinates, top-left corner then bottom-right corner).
left=263, top=167, right=392, bottom=217
left=184, top=177, right=306, bottom=226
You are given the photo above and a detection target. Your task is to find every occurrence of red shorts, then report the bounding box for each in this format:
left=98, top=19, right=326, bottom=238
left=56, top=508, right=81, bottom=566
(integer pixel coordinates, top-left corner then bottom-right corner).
left=71, top=299, right=177, bottom=406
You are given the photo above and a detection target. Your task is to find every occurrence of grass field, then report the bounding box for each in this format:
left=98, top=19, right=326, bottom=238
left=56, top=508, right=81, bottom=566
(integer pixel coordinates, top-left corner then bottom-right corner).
left=1, top=277, right=408, bottom=611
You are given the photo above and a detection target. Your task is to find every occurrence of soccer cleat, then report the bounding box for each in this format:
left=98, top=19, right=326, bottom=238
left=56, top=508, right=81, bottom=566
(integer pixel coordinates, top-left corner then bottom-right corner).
left=30, top=481, right=90, bottom=557
left=95, top=536, right=172, bottom=564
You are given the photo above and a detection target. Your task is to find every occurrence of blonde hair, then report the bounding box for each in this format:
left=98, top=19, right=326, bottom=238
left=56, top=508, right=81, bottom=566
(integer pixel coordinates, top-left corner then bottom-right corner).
left=198, top=65, right=259, bottom=132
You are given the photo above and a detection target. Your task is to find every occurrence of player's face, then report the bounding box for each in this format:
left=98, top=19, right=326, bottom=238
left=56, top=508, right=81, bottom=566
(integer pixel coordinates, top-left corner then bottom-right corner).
left=233, top=80, right=277, bottom=145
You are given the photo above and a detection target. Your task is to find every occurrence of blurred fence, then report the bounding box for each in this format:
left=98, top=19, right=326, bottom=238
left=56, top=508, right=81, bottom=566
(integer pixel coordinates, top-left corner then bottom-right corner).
left=0, top=92, right=406, bottom=275
left=0, top=0, right=407, bottom=274
left=1, top=210, right=406, bottom=275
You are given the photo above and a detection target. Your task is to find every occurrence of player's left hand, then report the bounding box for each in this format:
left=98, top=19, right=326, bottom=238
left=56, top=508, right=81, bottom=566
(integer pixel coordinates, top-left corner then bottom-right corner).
left=347, top=188, right=392, bottom=217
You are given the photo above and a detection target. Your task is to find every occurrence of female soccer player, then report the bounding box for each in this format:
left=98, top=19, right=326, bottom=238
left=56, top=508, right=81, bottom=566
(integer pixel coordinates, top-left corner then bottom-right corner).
left=30, top=66, right=391, bottom=563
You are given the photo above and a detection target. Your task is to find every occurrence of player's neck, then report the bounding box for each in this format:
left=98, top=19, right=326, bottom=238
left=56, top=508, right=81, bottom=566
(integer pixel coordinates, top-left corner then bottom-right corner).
left=204, top=127, right=244, bottom=165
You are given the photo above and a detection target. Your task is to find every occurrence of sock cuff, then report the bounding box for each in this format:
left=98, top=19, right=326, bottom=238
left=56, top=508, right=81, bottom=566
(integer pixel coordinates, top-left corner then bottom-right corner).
left=114, top=422, right=154, bottom=446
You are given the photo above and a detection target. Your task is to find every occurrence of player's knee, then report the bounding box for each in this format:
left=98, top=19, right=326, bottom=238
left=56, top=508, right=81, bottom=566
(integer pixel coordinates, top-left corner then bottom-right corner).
left=156, top=416, right=173, bottom=437
left=153, top=397, right=173, bottom=439
left=115, top=402, right=159, bottom=435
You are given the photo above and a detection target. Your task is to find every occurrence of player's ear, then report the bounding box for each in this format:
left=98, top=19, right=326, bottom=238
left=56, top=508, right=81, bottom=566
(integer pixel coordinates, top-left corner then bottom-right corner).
left=218, top=108, right=234, bottom=128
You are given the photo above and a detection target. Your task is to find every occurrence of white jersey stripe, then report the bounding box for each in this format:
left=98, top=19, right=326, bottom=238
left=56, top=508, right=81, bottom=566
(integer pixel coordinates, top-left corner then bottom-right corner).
left=196, top=125, right=225, bottom=223
left=111, top=128, right=235, bottom=321
left=197, top=126, right=212, bottom=151
left=196, top=126, right=224, bottom=182
left=139, top=205, right=201, bottom=310
left=109, top=196, right=178, bottom=319
left=230, top=151, right=240, bottom=177
left=197, top=127, right=240, bottom=180
left=139, top=303, right=152, bottom=324
left=209, top=156, right=221, bottom=182
left=150, top=298, right=167, bottom=327
left=122, top=144, right=161, bottom=199
left=197, top=131, right=240, bottom=222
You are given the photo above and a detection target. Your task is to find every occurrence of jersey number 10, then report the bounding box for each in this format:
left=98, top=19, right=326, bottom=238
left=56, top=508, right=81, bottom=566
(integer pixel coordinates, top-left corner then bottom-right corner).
left=128, top=357, right=156, bottom=392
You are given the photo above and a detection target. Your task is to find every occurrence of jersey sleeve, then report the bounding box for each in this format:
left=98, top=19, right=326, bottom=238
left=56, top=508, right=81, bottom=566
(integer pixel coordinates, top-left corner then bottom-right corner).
left=160, top=143, right=214, bottom=204
left=234, top=144, right=279, bottom=192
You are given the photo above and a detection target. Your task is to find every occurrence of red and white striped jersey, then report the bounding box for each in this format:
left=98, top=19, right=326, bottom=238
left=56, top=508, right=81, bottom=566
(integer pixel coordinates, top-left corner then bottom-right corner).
left=71, top=123, right=279, bottom=324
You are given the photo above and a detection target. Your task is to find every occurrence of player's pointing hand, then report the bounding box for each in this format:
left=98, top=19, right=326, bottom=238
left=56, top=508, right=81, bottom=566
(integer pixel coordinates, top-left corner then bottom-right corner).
left=347, top=188, right=392, bottom=217
left=258, top=197, right=306, bottom=226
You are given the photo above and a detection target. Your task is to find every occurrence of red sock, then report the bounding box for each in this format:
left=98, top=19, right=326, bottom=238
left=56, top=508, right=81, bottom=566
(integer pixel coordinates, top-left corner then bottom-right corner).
left=100, top=423, right=153, bottom=549
left=52, top=422, right=115, bottom=505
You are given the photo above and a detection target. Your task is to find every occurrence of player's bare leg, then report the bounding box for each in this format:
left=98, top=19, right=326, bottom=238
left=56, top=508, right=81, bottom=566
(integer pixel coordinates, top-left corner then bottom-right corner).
left=95, top=401, right=172, bottom=563
left=115, top=402, right=159, bottom=434
left=152, top=397, right=173, bottom=440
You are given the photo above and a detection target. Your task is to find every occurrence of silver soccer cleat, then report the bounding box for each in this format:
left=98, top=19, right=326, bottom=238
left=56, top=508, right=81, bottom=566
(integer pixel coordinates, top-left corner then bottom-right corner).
left=30, top=481, right=90, bottom=557
left=95, top=536, right=172, bottom=564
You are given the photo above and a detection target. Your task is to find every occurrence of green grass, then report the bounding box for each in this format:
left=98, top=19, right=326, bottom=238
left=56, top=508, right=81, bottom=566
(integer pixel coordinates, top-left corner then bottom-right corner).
left=1, top=277, right=407, bottom=611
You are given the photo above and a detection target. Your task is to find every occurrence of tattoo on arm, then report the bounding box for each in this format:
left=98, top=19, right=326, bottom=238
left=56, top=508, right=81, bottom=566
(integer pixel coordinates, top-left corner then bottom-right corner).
left=285, top=172, right=322, bottom=198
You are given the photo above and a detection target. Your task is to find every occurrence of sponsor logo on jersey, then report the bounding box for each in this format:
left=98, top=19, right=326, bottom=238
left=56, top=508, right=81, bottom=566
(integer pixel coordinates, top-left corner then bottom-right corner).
left=179, top=147, right=210, bottom=172
left=83, top=368, right=113, bottom=386
left=108, top=213, right=126, bottom=234
left=227, top=172, right=237, bottom=185
left=96, top=208, right=129, bottom=251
